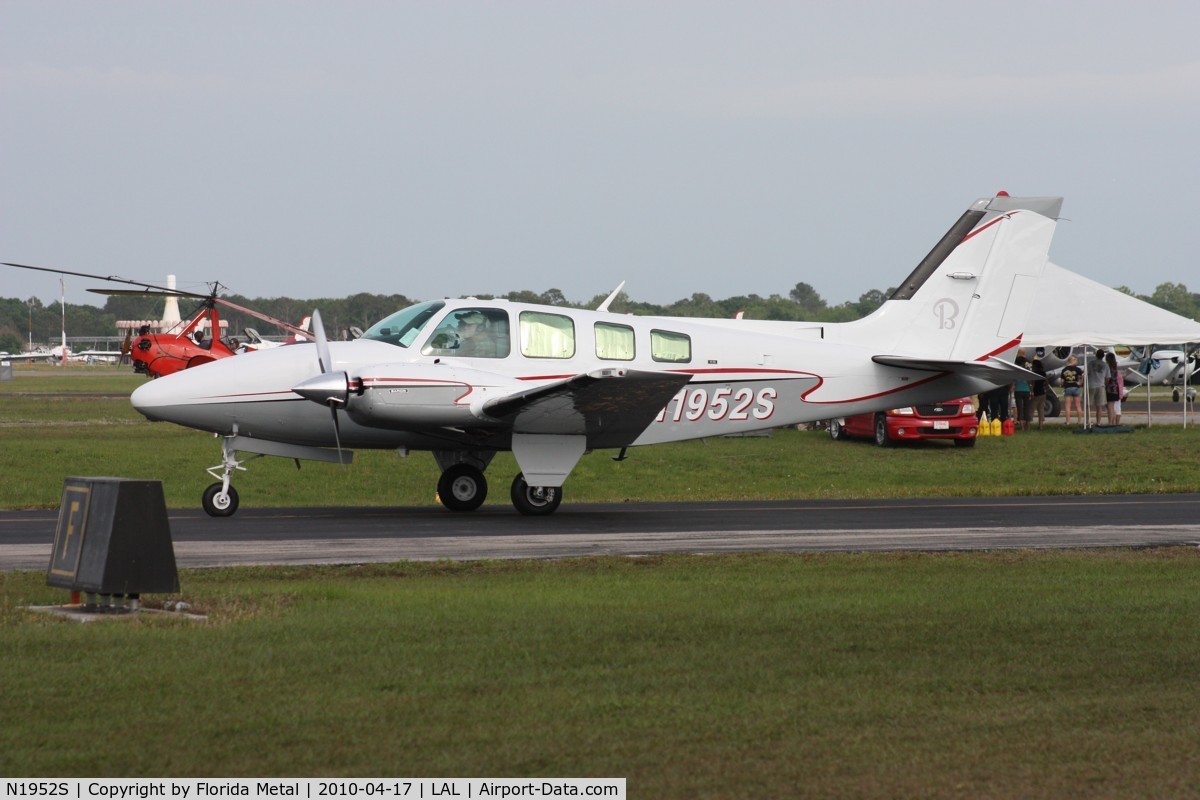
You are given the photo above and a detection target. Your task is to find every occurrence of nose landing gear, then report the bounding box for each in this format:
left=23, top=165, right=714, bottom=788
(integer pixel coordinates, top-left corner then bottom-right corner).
left=202, top=432, right=257, bottom=517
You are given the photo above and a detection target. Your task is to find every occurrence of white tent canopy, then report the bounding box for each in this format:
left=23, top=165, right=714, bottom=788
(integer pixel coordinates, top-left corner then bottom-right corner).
left=1023, top=262, right=1200, bottom=348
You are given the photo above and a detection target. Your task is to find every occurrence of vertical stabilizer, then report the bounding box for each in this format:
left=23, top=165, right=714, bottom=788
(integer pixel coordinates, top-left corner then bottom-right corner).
left=851, top=194, right=1061, bottom=362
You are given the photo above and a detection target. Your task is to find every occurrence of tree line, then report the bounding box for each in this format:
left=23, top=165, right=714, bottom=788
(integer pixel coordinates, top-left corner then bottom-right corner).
left=2, top=280, right=1198, bottom=354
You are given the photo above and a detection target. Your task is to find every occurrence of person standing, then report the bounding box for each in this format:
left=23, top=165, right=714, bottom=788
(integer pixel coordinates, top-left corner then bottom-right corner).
left=1013, top=350, right=1033, bottom=431
left=1086, top=349, right=1111, bottom=428
left=986, top=383, right=1010, bottom=425
left=1105, top=351, right=1125, bottom=425
left=1030, top=355, right=1048, bottom=429
left=1060, top=356, right=1084, bottom=425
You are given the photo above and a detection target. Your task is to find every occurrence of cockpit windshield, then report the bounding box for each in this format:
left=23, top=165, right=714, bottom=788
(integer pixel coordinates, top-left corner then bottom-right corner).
left=361, top=301, right=445, bottom=348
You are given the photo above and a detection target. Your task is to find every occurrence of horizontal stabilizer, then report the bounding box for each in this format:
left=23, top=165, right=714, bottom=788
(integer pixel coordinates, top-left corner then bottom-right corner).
left=482, top=369, right=691, bottom=448
left=873, top=355, right=1039, bottom=383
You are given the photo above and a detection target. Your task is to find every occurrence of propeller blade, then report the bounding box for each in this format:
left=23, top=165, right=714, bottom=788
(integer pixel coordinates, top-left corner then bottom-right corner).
left=301, top=309, right=347, bottom=467
left=312, top=309, right=331, bottom=374
left=329, top=406, right=344, bottom=467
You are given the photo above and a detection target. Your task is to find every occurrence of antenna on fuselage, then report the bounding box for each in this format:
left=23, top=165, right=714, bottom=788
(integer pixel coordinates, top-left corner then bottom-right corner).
left=596, top=281, right=626, bottom=312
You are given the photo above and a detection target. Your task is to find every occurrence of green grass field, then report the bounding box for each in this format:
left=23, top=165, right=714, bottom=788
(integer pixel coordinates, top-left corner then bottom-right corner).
left=2, top=552, right=1199, bottom=797
left=3, top=366, right=1200, bottom=796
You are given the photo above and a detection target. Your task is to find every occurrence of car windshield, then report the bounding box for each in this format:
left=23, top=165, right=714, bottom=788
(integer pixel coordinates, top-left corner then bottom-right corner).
left=361, top=301, right=445, bottom=348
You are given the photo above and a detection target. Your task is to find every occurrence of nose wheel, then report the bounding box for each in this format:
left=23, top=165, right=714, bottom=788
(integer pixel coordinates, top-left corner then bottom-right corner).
left=202, top=482, right=240, bottom=517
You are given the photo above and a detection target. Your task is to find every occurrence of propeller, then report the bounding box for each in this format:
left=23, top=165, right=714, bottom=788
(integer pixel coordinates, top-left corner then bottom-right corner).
left=291, top=309, right=350, bottom=464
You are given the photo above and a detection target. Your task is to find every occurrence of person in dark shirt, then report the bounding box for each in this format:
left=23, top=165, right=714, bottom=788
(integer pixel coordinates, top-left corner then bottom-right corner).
left=1030, top=356, right=1048, bottom=429
left=1060, top=355, right=1083, bottom=425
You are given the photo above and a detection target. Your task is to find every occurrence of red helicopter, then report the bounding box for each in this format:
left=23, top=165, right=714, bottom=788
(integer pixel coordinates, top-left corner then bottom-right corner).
left=4, top=262, right=311, bottom=378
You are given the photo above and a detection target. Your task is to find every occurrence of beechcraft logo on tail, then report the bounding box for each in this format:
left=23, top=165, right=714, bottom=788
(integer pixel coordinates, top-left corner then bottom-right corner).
left=933, top=298, right=959, bottom=330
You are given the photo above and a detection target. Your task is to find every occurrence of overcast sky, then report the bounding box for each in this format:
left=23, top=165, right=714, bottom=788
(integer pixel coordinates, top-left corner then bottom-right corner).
left=3, top=1, right=1198, bottom=312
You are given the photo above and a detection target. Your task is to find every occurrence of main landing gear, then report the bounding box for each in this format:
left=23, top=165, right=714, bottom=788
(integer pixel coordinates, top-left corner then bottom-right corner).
left=199, top=437, right=567, bottom=517
left=433, top=452, right=563, bottom=516
left=432, top=468, right=562, bottom=516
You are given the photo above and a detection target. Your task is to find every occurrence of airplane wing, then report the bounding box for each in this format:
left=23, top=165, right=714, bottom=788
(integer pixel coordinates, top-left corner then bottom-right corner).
left=873, top=355, right=1039, bottom=382
left=8, top=352, right=56, bottom=361
left=481, top=369, right=691, bottom=449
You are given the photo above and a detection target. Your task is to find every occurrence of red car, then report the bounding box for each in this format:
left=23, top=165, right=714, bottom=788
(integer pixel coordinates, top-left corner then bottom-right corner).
left=828, top=397, right=978, bottom=447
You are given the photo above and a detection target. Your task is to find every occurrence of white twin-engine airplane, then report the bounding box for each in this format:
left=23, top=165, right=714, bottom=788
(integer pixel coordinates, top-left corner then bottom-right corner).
left=131, top=192, right=1063, bottom=517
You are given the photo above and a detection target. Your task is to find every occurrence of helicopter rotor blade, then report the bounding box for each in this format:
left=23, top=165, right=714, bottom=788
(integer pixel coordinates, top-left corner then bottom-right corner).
left=213, top=296, right=310, bottom=339
left=4, top=262, right=214, bottom=298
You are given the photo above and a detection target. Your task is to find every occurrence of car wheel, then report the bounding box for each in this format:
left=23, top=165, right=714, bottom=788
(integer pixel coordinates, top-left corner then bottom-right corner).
left=828, top=420, right=847, bottom=441
left=873, top=414, right=892, bottom=447
left=954, top=437, right=977, bottom=448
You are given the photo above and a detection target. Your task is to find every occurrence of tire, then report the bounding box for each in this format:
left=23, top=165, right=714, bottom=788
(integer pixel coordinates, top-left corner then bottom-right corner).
left=202, top=482, right=239, bottom=517
left=873, top=414, right=892, bottom=447
left=954, top=437, right=977, bottom=448
left=828, top=420, right=847, bottom=441
left=1042, top=390, right=1061, bottom=418
left=437, top=464, right=488, bottom=512
left=510, top=473, right=563, bottom=516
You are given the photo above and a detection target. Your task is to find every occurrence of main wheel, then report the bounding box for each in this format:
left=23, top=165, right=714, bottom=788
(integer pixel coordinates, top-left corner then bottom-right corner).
left=437, top=464, right=488, bottom=512
left=828, top=419, right=847, bottom=441
left=202, top=482, right=239, bottom=517
left=510, top=473, right=562, bottom=516
left=1043, top=391, right=1061, bottom=418
left=873, top=414, right=892, bottom=447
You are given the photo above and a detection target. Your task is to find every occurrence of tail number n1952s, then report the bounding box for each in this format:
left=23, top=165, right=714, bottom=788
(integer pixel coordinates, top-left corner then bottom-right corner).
left=656, top=386, right=777, bottom=423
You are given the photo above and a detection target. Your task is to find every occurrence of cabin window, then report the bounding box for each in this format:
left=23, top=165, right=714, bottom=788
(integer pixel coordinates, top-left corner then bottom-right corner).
left=651, top=329, right=691, bottom=363
left=520, top=311, right=576, bottom=359
left=362, top=301, right=445, bottom=348
left=595, top=322, right=634, bottom=361
left=421, top=308, right=511, bottom=358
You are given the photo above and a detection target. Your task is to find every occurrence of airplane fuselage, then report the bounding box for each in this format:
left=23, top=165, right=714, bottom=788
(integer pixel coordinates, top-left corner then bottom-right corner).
left=132, top=298, right=996, bottom=453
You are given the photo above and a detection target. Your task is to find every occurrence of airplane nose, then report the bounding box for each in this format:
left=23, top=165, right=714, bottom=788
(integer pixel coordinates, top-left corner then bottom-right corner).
left=130, top=377, right=174, bottom=420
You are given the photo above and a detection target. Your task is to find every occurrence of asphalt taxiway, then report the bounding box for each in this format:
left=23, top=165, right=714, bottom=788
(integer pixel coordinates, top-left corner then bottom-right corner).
left=2, top=494, right=1199, bottom=571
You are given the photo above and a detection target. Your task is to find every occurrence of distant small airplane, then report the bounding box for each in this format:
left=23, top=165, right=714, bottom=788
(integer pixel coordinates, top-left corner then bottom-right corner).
left=5, top=344, right=121, bottom=363
left=241, top=316, right=312, bottom=351
left=129, top=192, right=1062, bottom=517
left=1123, top=347, right=1200, bottom=390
